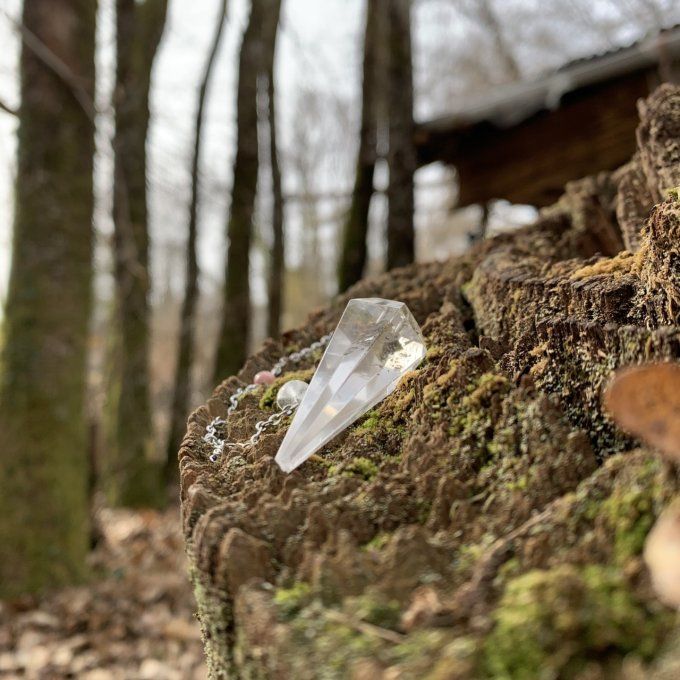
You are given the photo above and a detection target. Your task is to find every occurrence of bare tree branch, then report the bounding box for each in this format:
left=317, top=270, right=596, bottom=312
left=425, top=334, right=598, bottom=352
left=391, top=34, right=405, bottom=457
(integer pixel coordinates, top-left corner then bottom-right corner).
left=0, top=97, right=17, bottom=116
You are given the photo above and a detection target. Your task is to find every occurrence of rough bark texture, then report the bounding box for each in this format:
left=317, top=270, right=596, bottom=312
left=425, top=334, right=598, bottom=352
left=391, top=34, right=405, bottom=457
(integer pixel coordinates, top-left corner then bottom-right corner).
left=386, top=0, right=416, bottom=271
left=108, top=0, right=168, bottom=507
left=167, top=0, right=229, bottom=483
left=214, top=0, right=268, bottom=381
left=0, top=0, right=96, bottom=595
left=338, top=0, right=382, bottom=292
left=264, top=0, right=284, bottom=339
left=181, top=86, right=680, bottom=678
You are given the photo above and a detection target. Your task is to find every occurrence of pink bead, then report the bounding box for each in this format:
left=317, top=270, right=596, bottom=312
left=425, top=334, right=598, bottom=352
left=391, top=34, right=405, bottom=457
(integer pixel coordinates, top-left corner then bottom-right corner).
left=254, top=370, right=276, bottom=385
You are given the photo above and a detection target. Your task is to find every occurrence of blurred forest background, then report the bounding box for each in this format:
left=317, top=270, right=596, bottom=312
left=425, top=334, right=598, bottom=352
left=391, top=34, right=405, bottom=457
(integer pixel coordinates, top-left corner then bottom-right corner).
left=0, top=0, right=679, bottom=674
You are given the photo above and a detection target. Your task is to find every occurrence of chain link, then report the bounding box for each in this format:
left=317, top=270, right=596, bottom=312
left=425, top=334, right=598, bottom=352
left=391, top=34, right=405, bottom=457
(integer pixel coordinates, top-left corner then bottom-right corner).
left=228, top=384, right=257, bottom=415
left=249, top=403, right=296, bottom=447
left=271, top=333, right=331, bottom=376
left=204, top=333, right=331, bottom=462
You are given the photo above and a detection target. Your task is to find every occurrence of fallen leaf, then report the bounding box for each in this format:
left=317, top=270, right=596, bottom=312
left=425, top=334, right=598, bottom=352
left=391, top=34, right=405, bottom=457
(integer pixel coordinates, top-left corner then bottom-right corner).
left=644, top=498, right=680, bottom=608
left=603, top=362, right=680, bottom=461
left=0, top=507, right=205, bottom=678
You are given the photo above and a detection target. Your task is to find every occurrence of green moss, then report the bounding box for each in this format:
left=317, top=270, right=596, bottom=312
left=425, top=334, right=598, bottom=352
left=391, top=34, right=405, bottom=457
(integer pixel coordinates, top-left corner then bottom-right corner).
left=603, top=483, right=656, bottom=563
left=349, top=381, right=416, bottom=446
left=346, top=594, right=401, bottom=630
left=287, top=603, right=382, bottom=678
left=328, top=457, right=378, bottom=481
left=586, top=457, right=665, bottom=564
left=505, top=475, right=529, bottom=492
left=425, top=345, right=444, bottom=361
left=455, top=536, right=495, bottom=574
left=444, top=371, right=512, bottom=469
left=285, top=604, right=462, bottom=679
left=190, top=565, right=235, bottom=677
left=363, top=532, right=390, bottom=551
left=417, top=499, right=433, bottom=524
left=449, top=373, right=509, bottom=430
left=274, top=582, right=313, bottom=621
left=380, top=629, right=463, bottom=679
left=354, top=410, right=381, bottom=434
left=482, top=564, right=675, bottom=679
left=471, top=372, right=507, bottom=394
left=496, top=557, right=521, bottom=584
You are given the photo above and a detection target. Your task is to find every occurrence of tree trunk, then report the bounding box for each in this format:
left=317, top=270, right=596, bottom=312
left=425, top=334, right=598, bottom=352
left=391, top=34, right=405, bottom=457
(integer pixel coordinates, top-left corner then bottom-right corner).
left=179, top=85, right=680, bottom=678
left=108, top=0, right=168, bottom=507
left=386, top=0, right=416, bottom=271
left=337, top=0, right=382, bottom=292
left=166, top=0, right=229, bottom=484
left=264, top=0, right=284, bottom=339
left=0, top=0, right=96, bottom=596
left=213, top=0, right=268, bottom=382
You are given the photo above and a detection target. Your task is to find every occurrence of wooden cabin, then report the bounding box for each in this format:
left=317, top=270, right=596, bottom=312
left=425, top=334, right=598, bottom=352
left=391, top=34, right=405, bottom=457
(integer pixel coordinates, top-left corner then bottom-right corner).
left=415, top=27, right=680, bottom=208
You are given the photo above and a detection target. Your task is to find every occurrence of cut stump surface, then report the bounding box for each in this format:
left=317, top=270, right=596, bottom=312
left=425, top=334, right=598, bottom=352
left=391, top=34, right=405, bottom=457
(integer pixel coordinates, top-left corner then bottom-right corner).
left=180, top=85, right=680, bottom=679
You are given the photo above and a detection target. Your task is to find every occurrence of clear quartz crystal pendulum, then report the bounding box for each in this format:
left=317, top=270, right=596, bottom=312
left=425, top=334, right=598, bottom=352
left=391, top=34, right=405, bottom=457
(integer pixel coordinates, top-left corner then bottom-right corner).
left=275, top=298, right=426, bottom=473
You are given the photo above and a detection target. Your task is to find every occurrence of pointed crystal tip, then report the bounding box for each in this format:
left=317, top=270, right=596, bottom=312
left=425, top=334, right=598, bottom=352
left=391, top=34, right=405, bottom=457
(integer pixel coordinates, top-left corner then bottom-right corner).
left=275, top=298, right=426, bottom=473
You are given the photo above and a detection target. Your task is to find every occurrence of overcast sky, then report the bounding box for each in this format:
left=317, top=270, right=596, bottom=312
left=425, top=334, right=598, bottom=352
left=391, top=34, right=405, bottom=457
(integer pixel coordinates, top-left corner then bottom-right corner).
left=0, top=0, right=678, bottom=307
left=0, top=0, right=365, bottom=304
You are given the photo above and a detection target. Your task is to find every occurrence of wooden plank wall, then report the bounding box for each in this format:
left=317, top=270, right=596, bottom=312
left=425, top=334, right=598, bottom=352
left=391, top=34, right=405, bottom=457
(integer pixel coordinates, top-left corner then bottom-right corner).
left=416, top=70, right=655, bottom=207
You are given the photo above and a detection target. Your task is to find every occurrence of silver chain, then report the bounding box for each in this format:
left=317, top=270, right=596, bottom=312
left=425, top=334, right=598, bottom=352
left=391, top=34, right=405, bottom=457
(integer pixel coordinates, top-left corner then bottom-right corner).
left=204, top=334, right=331, bottom=462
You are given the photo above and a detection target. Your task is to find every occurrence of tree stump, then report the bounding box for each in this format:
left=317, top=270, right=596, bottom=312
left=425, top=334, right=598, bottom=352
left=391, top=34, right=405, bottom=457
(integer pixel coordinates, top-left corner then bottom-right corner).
left=180, top=85, right=680, bottom=679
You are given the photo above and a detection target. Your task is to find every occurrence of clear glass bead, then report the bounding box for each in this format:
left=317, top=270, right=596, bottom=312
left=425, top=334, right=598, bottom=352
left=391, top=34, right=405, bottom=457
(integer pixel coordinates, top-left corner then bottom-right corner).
left=276, top=380, right=308, bottom=410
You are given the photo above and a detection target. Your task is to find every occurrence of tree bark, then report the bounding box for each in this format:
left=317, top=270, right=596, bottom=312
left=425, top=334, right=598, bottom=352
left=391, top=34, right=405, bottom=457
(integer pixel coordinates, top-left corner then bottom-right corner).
left=108, top=0, right=168, bottom=507
left=0, top=0, right=96, bottom=596
left=213, top=0, right=268, bottom=382
left=179, top=85, right=680, bottom=679
left=166, top=0, right=229, bottom=484
left=264, top=0, right=284, bottom=339
left=386, top=0, right=416, bottom=271
left=337, top=0, right=382, bottom=292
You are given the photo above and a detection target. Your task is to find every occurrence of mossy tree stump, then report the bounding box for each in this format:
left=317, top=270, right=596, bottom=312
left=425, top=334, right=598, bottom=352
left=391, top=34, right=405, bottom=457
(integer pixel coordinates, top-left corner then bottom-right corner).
left=180, top=85, right=680, bottom=679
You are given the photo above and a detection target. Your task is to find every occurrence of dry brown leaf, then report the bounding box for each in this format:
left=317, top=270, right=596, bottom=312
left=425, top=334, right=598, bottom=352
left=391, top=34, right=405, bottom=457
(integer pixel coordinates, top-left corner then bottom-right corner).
left=0, top=508, right=205, bottom=678
left=644, top=498, right=680, bottom=608
left=603, top=362, right=680, bottom=461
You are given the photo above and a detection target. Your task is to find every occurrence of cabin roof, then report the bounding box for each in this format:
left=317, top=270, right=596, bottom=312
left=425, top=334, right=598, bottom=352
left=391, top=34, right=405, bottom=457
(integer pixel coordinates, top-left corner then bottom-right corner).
left=418, top=25, right=680, bottom=136
left=415, top=26, right=680, bottom=207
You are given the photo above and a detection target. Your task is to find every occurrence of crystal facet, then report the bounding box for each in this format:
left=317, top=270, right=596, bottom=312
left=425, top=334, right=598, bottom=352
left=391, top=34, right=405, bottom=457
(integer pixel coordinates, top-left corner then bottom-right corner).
left=276, top=380, right=308, bottom=410
left=275, top=298, right=426, bottom=472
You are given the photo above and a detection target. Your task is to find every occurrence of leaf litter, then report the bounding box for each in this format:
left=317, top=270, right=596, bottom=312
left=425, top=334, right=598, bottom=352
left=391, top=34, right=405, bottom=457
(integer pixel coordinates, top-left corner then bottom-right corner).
left=0, top=506, right=206, bottom=679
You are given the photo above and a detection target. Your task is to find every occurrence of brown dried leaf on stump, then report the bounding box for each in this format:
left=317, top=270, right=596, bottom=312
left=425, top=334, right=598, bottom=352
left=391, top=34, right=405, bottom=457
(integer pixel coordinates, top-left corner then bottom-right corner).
left=603, top=362, right=680, bottom=461
left=644, top=499, right=680, bottom=608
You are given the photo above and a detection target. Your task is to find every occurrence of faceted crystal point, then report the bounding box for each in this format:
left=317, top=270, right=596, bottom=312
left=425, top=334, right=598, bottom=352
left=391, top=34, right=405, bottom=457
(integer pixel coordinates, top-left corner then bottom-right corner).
left=275, top=298, right=426, bottom=473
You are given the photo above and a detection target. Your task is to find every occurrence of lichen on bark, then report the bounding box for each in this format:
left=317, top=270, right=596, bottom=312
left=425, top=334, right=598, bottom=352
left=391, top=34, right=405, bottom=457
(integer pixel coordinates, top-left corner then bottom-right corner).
left=180, top=85, right=680, bottom=678
left=0, top=0, right=96, bottom=595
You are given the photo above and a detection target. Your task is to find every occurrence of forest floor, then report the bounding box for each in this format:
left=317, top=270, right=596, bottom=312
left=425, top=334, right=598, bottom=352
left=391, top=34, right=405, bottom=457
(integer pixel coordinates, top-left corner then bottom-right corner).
left=0, top=505, right=206, bottom=679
